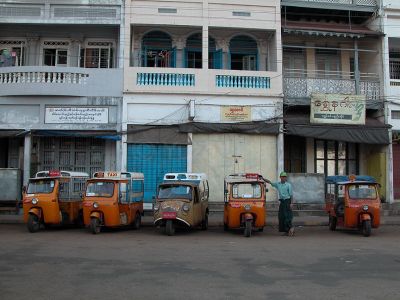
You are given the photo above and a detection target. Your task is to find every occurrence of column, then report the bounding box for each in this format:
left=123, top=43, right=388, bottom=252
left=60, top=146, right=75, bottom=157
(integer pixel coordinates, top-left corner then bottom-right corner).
left=354, top=39, right=360, bottom=94
left=23, top=134, right=31, bottom=186
left=173, top=38, right=185, bottom=68
left=187, top=133, right=193, bottom=172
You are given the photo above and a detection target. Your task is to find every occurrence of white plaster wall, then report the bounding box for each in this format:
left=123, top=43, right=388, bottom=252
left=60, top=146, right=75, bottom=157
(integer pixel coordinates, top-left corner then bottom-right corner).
left=124, top=94, right=280, bottom=124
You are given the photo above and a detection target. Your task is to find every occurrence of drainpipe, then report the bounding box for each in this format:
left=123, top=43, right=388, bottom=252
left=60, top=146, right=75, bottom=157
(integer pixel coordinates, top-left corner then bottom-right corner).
left=354, top=39, right=360, bottom=95
left=23, top=133, right=32, bottom=187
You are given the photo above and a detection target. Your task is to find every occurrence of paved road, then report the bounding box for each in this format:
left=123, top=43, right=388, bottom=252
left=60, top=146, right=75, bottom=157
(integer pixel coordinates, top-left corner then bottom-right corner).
left=1, top=224, right=400, bottom=300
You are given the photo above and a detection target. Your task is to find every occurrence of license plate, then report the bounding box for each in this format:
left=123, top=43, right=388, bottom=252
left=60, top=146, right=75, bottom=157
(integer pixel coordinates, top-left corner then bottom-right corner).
left=162, top=212, right=177, bottom=219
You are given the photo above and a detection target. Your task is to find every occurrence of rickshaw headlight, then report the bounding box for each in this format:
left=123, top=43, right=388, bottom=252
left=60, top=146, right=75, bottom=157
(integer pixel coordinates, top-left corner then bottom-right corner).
left=154, top=203, right=160, bottom=211
left=363, top=205, right=369, bottom=211
left=244, top=204, right=251, bottom=211
left=93, top=202, right=99, bottom=209
left=182, top=204, right=190, bottom=212
left=31, top=198, right=38, bottom=205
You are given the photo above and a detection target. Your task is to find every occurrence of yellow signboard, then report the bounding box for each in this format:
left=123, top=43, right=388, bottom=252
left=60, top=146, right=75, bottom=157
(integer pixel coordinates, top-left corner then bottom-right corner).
left=221, top=106, right=251, bottom=122
left=310, top=94, right=366, bottom=125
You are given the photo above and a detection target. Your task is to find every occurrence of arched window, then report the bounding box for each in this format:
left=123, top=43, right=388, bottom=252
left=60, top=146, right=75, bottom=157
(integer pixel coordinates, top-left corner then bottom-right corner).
left=142, top=31, right=175, bottom=68
left=184, top=34, right=221, bottom=69
left=229, top=35, right=258, bottom=71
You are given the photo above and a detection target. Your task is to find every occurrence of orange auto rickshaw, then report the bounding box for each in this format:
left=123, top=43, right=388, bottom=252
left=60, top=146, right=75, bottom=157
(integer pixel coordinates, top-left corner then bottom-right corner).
left=23, top=170, right=89, bottom=233
left=82, top=171, right=144, bottom=234
left=325, top=175, right=381, bottom=237
left=223, top=173, right=267, bottom=237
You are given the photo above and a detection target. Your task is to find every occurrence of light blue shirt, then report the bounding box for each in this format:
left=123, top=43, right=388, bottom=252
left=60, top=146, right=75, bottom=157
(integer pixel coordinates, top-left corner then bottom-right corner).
left=270, top=181, right=293, bottom=200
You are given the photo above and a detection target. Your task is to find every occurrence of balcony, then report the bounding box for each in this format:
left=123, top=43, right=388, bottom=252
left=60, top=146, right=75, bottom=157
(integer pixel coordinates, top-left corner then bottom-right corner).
left=283, top=69, right=381, bottom=107
left=0, top=66, right=122, bottom=97
left=281, top=0, right=377, bottom=11
left=125, top=67, right=281, bottom=97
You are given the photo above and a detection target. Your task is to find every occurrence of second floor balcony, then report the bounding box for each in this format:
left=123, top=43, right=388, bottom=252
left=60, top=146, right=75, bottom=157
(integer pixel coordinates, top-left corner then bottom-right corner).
left=283, top=69, right=381, bottom=106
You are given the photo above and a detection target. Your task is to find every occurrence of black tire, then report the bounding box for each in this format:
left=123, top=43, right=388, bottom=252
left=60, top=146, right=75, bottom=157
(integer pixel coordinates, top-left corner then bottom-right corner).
left=27, top=214, right=40, bottom=233
left=165, top=220, right=175, bottom=236
left=223, top=222, right=228, bottom=231
left=75, top=210, right=84, bottom=227
left=90, top=218, right=101, bottom=234
left=201, top=213, right=208, bottom=230
left=244, top=220, right=252, bottom=237
left=133, top=213, right=141, bottom=230
left=362, top=220, right=371, bottom=237
left=258, top=227, right=264, bottom=232
left=329, top=216, right=337, bottom=231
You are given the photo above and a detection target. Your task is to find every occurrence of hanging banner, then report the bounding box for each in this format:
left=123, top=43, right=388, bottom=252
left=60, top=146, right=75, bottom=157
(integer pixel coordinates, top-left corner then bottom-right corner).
left=310, top=94, right=366, bottom=125
left=45, top=107, right=109, bottom=124
left=221, top=106, right=251, bottom=122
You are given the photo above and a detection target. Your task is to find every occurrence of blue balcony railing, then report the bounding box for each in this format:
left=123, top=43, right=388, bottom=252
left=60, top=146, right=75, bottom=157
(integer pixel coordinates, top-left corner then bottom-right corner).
left=136, top=72, right=195, bottom=86
left=216, top=75, right=270, bottom=89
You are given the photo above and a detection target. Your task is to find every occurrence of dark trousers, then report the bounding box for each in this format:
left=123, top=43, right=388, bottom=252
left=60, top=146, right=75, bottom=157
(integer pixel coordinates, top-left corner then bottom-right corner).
left=278, top=198, right=293, bottom=232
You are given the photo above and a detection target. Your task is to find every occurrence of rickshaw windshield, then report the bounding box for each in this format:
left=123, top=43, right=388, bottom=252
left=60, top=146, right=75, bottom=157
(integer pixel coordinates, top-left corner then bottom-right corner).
left=86, top=181, right=115, bottom=198
left=232, top=183, right=262, bottom=199
left=348, top=184, right=377, bottom=200
left=158, top=185, right=192, bottom=201
left=27, top=179, right=55, bottom=194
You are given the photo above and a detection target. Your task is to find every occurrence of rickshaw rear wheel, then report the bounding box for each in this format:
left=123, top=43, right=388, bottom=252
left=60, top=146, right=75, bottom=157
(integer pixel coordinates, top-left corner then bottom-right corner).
left=201, top=213, right=208, bottom=230
left=362, top=220, right=371, bottom=237
left=27, top=214, right=40, bottom=233
left=90, top=218, right=101, bottom=234
left=133, top=213, right=141, bottom=230
left=244, top=220, right=252, bottom=237
left=258, top=227, right=264, bottom=232
left=223, top=222, right=228, bottom=231
left=165, top=220, right=175, bottom=236
left=329, top=216, right=337, bottom=231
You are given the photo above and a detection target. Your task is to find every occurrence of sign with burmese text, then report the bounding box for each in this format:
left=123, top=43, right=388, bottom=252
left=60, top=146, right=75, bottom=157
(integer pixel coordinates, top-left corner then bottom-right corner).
left=221, top=106, right=251, bottom=122
left=310, top=94, right=366, bottom=125
left=45, top=107, right=109, bottom=124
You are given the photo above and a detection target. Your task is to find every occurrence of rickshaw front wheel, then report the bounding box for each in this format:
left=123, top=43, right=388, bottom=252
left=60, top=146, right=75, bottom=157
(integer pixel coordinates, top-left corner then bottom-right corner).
left=133, top=213, right=141, bottom=230
left=90, top=218, right=101, bottom=234
left=165, top=220, right=175, bottom=236
left=244, top=220, right=252, bottom=237
left=27, top=214, right=40, bottom=233
left=201, top=213, right=208, bottom=230
left=362, top=220, right=371, bottom=237
left=329, top=216, right=337, bottom=231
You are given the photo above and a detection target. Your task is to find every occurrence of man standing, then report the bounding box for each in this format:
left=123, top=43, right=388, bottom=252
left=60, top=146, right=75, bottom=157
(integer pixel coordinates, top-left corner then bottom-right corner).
left=264, top=171, right=295, bottom=236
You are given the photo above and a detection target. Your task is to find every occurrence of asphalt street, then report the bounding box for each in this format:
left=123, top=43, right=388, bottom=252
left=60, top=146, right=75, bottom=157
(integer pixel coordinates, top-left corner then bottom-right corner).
left=1, top=224, right=400, bottom=300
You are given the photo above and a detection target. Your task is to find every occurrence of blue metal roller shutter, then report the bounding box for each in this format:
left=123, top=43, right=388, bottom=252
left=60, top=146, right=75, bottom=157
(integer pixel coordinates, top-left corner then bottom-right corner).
left=127, top=144, right=187, bottom=206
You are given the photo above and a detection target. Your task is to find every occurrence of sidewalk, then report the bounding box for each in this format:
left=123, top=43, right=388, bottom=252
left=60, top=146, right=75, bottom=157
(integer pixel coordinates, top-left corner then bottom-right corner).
left=1, top=212, right=400, bottom=226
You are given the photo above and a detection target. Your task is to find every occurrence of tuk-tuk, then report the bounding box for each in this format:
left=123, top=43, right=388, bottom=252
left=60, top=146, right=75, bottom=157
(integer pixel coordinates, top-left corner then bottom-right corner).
left=224, top=173, right=267, bottom=237
left=82, top=171, right=144, bottom=234
left=154, top=173, right=209, bottom=236
left=325, top=175, right=381, bottom=237
left=23, top=170, right=89, bottom=233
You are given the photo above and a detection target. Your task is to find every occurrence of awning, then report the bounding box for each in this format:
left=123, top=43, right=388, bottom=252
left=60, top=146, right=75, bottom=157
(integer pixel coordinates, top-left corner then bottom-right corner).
left=178, top=121, right=280, bottom=135
left=32, top=130, right=121, bottom=141
left=127, top=125, right=190, bottom=145
left=285, top=114, right=390, bottom=144
left=0, top=130, right=27, bottom=137
left=282, top=21, right=383, bottom=38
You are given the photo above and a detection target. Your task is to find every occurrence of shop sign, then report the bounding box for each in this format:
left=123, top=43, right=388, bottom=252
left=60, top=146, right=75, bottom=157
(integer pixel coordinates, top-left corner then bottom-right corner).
left=310, top=94, right=366, bottom=125
left=221, top=106, right=251, bottom=122
left=45, top=107, right=109, bottom=124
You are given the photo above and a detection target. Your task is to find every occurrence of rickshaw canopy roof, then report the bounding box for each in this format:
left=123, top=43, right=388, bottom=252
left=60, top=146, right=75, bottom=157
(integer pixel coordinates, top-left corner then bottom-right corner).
left=225, top=173, right=264, bottom=183
left=326, top=175, right=377, bottom=185
left=163, top=173, right=207, bottom=183
left=93, top=171, right=144, bottom=180
left=34, top=170, right=89, bottom=179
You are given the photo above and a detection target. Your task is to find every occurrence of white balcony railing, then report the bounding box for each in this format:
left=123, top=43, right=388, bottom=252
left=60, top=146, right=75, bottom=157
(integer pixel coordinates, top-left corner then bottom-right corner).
left=0, top=71, right=88, bottom=85
left=283, top=69, right=380, bottom=100
left=0, top=66, right=122, bottom=97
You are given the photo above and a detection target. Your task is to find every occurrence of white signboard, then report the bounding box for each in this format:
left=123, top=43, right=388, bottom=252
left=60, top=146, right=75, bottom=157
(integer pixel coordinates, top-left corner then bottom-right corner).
left=310, top=94, right=366, bottom=125
left=45, top=107, right=109, bottom=124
